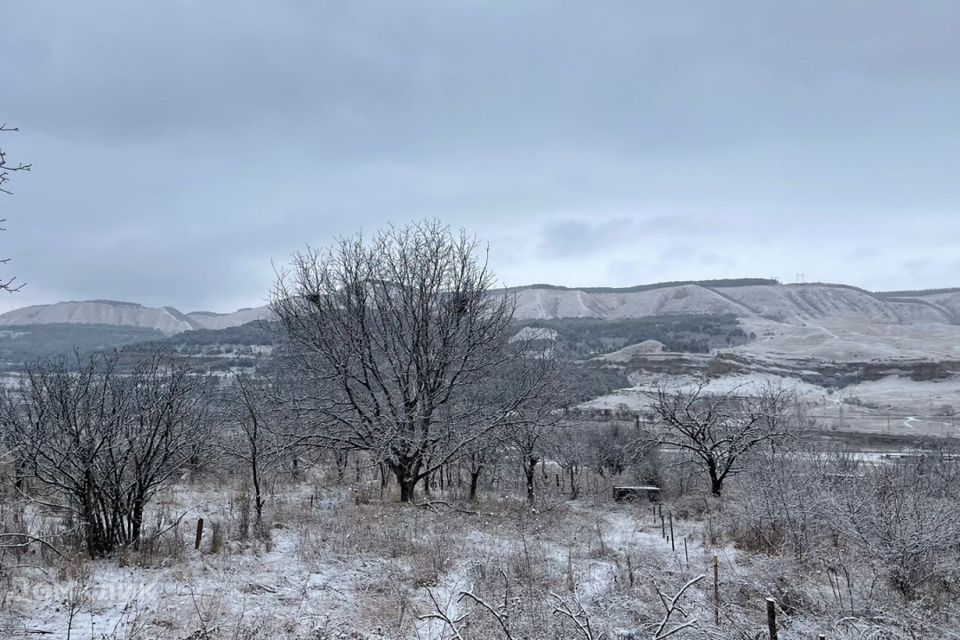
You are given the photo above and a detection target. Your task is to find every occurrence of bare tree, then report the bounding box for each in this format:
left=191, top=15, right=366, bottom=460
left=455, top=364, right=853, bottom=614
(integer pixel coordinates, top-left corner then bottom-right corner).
left=586, top=422, right=631, bottom=478
left=551, top=421, right=588, bottom=499
left=223, top=373, right=289, bottom=534
left=0, top=350, right=209, bottom=556
left=497, top=348, right=566, bottom=503
left=271, top=220, right=558, bottom=502
left=510, top=420, right=547, bottom=504
left=647, top=383, right=795, bottom=497
left=462, top=442, right=499, bottom=502
left=462, top=340, right=566, bottom=503
left=0, top=123, right=30, bottom=292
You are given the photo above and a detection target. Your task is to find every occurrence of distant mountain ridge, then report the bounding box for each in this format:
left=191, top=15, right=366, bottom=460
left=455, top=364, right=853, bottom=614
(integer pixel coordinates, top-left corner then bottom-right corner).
left=1, top=280, right=959, bottom=334
left=0, top=300, right=273, bottom=334
left=511, top=282, right=960, bottom=325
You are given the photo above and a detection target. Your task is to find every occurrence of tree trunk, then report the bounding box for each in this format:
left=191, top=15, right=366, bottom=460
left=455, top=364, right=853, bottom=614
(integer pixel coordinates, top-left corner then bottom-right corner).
left=710, top=474, right=723, bottom=497
left=399, top=476, right=417, bottom=502
left=253, top=475, right=264, bottom=529
left=422, top=455, right=432, bottom=496
left=707, top=458, right=723, bottom=497
left=390, top=458, right=422, bottom=503
left=13, top=458, right=24, bottom=493
left=524, top=457, right=538, bottom=503
left=130, top=499, right=145, bottom=548
left=82, top=475, right=111, bottom=558
left=83, top=504, right=110, bottom=558
left=469, top=468, right=483, bottom=501
left=335, top=450, right=349, bottom=482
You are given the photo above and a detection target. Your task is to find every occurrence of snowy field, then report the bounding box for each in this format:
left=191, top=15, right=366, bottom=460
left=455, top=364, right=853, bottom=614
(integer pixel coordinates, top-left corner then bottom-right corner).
left=5, top=448, right=956, bottom=640
left=1, top=475, right=757, bottom=639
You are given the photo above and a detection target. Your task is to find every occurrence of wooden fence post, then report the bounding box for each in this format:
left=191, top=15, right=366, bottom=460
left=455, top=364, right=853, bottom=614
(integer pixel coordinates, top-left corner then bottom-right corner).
left=766, top=597, right=777, bottom=640
left=713, top=555, right=720, bottom=627
left=195, top=518, right=204, bottom=551
left=669, top=512, right=675, bottom=551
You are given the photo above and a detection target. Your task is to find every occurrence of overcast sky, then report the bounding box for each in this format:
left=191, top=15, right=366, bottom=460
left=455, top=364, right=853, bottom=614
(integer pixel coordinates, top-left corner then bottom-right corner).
left=2, top=1, right=959, bottom=312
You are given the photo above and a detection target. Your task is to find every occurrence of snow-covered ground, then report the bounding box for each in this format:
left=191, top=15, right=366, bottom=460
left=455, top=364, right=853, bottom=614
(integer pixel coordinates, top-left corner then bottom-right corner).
left=734, top=316, right=960, bottom=362
left=1, top=478, right=755, bottom=639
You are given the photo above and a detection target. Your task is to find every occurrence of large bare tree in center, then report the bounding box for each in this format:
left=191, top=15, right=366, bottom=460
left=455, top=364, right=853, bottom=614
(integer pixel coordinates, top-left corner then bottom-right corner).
left=272, top=221, right=554, bottom=502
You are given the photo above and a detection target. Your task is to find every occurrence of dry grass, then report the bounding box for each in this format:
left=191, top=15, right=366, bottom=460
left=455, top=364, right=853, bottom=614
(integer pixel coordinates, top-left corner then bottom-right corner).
left=4, top=458, right=960, bottom=639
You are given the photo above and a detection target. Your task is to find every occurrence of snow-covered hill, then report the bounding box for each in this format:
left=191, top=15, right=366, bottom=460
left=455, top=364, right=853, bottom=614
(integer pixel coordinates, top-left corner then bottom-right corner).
left=1, top=282, right=957, bottom=336
left=185, top=307, right=272, bottom=330
left=0, top=300, right=272, bottom=334
left=511, top=282, right=958, bottom=325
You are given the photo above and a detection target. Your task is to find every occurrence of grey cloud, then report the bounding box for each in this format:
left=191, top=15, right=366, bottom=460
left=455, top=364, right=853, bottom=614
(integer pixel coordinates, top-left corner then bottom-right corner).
left=538, top=219, right=632, bottom=259
left=1, top=1, right=959, bottom=312
left=844, top=247, right=880, bottom=262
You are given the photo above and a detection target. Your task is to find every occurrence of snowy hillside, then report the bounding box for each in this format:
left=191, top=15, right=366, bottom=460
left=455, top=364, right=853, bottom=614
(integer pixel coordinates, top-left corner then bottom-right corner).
left=0, top=300, right=272, bottom=334
left=0, top=301, right=197, bottom=333
left=512, top=284, right=751, bottom=320
left=185, top=306, right=272, bottom=330
left=511, top=282, right=957, bottom=325
left=1, top=281, right=958, bottom=336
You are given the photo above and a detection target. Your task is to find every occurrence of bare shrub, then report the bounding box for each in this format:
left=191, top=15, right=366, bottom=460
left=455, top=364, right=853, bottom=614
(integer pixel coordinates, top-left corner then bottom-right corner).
left=0, top=350, right=209, bottom=557
left=830, top=454, right=960, bottom=602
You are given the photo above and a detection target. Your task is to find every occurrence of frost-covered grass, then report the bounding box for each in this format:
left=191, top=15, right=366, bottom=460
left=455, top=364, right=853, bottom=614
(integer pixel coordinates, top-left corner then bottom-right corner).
left=0, top=471, right=726, bottom=639
left=4, top=467, right=960, bottom=639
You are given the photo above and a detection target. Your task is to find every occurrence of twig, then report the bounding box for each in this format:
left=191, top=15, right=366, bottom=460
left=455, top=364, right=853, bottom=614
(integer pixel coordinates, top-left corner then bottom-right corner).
left=650, top=575, right=705, bottom=639
left=458, top=590, right=515, bottom=640
left=417, top=588, right=468, bottom=640
left=550, top=593, right=601, bottom=640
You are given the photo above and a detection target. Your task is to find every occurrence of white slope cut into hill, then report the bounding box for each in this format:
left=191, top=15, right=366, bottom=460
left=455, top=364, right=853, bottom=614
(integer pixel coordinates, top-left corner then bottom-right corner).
left=511, top=284, right=751, bottom=320
left=0, top=301, right=196, bottom=333
left=0, top=300, right=273, bottom=334
left=716, top=285, right=950, bottom=324
left=510, top=283, right=956, bottom=325
left=885, top=290, right=960, bottom=323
